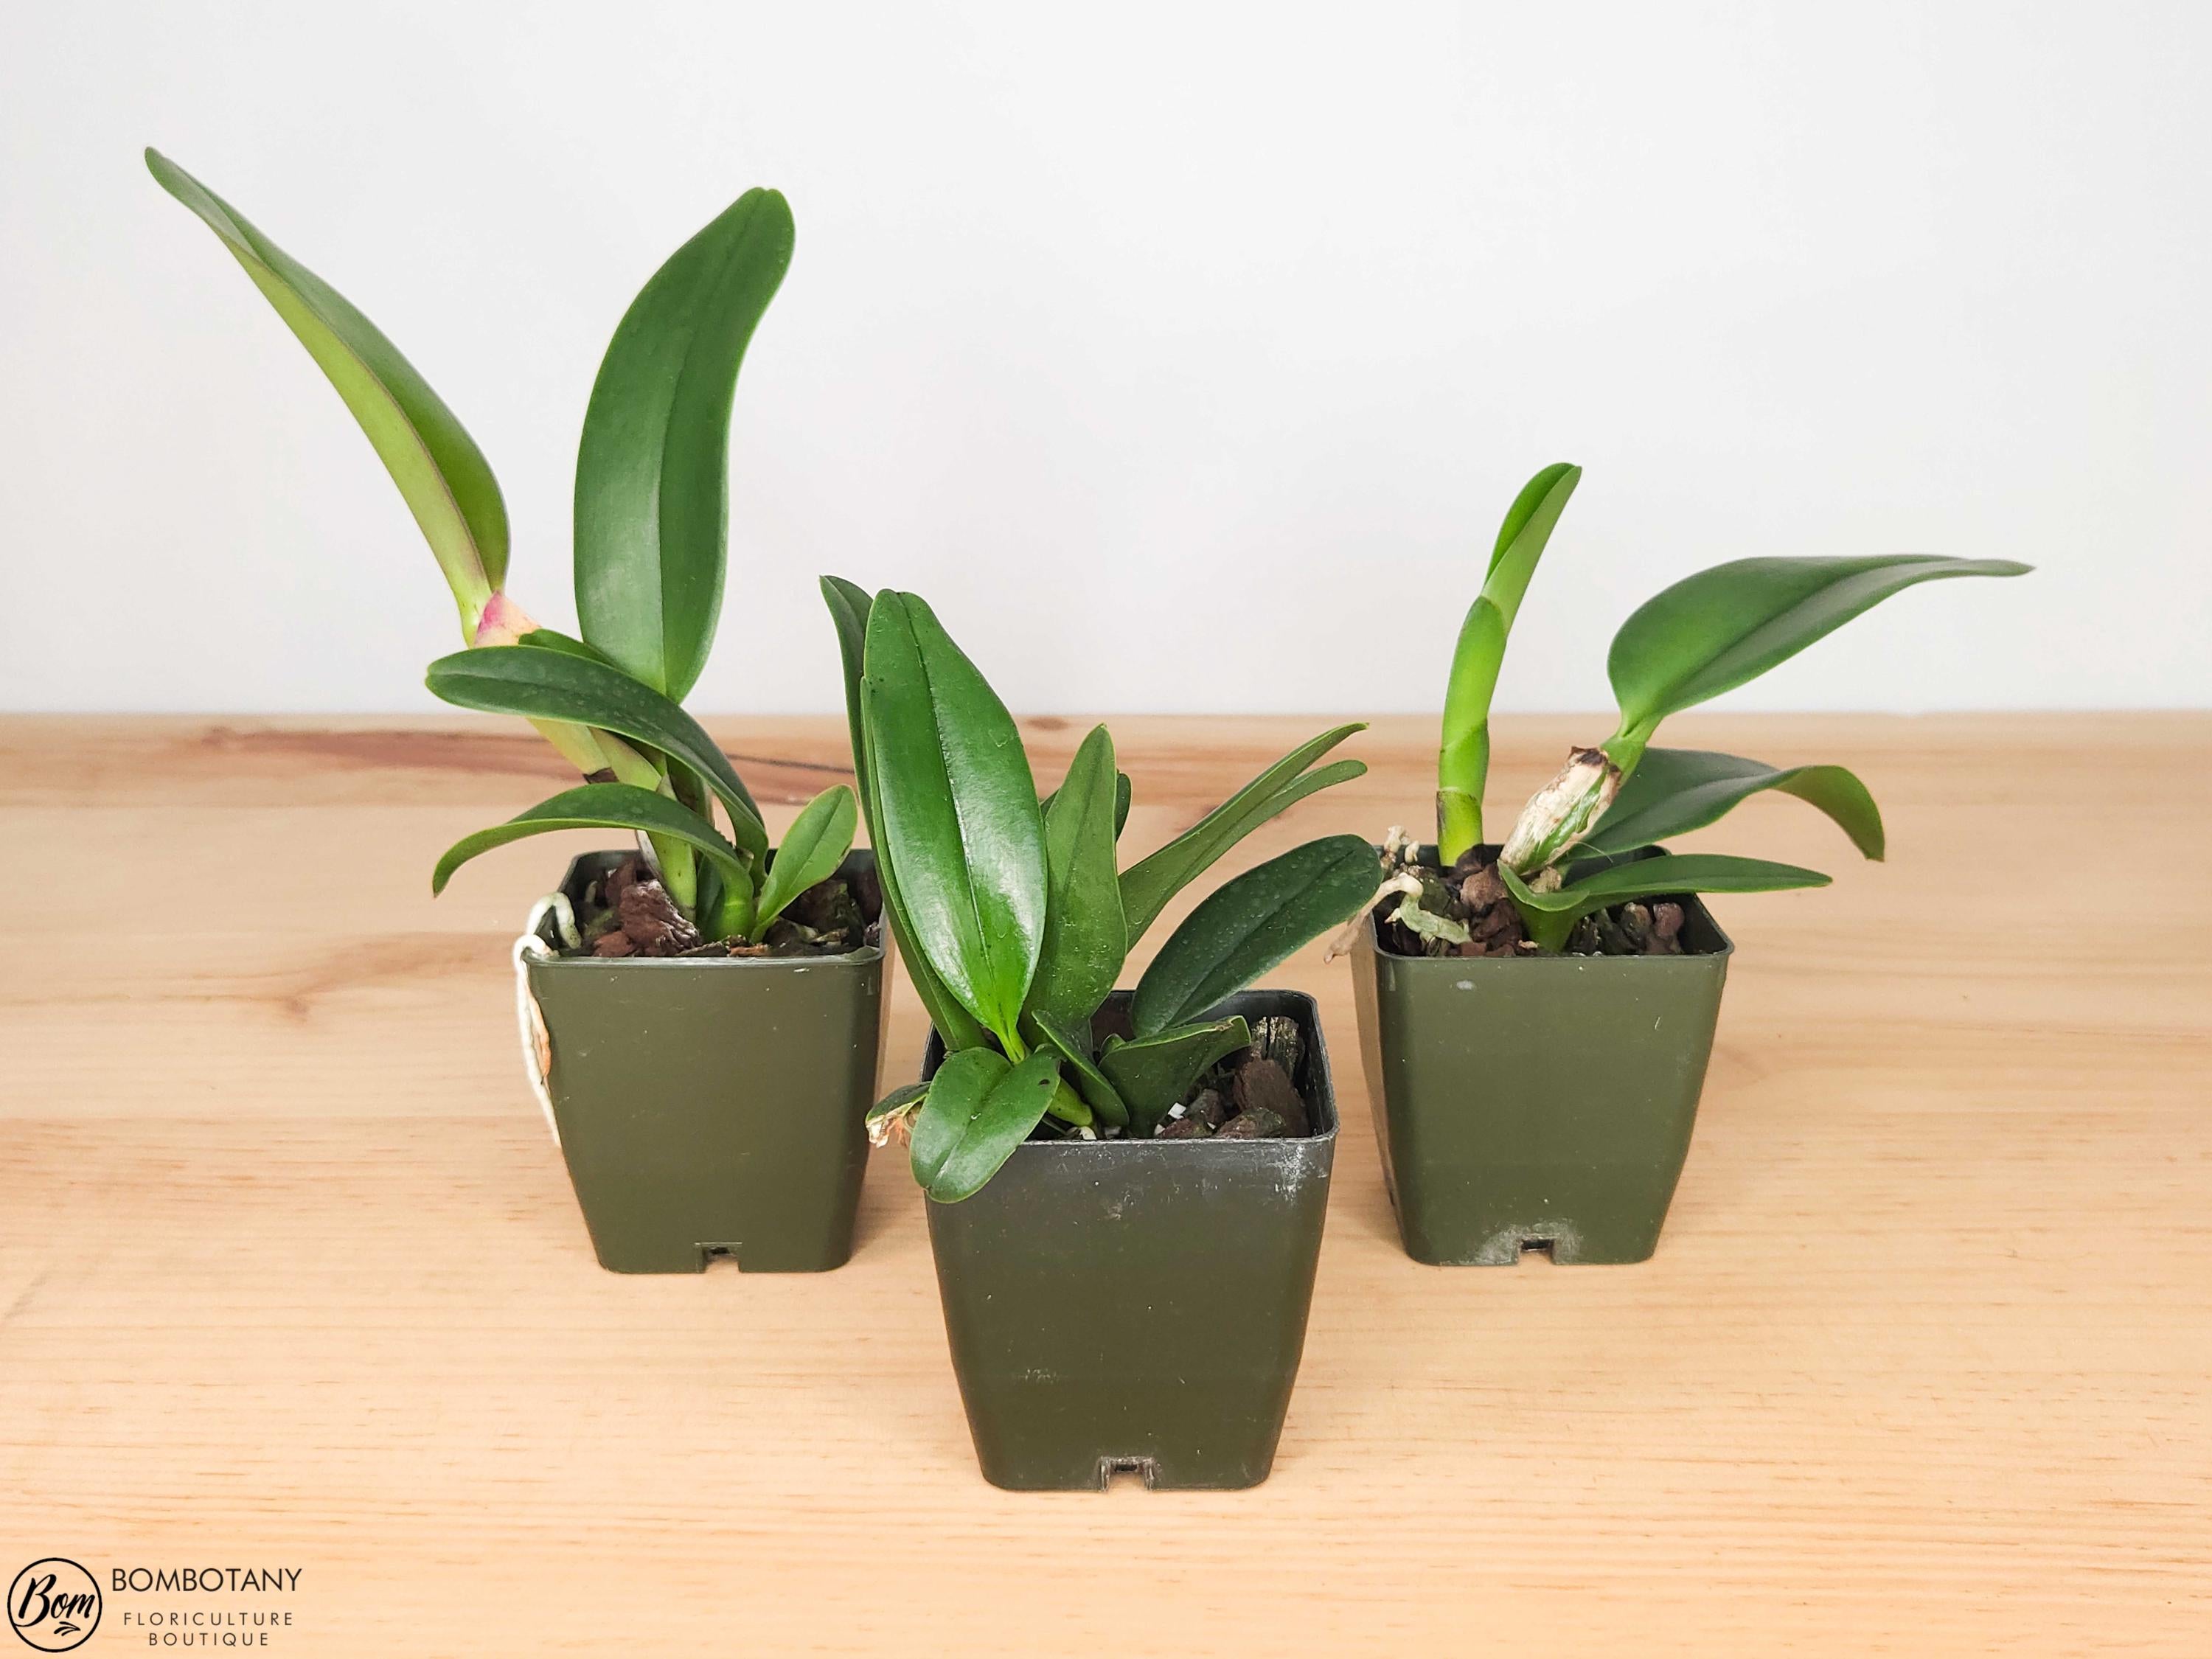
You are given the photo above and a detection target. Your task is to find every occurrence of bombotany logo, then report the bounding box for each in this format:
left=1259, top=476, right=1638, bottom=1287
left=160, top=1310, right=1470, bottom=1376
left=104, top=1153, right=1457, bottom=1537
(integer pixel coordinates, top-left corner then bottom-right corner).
left=8, top=1559, right=101, bottom=1652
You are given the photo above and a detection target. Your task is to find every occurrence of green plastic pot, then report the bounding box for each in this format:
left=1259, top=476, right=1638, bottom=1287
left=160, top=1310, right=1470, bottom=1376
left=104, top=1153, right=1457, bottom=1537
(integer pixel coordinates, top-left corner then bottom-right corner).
left=524, top=849, right=888, bottom=1274
left=922, top=990, right=1337, bottom=1491
left=1349, top=846, right=1732, bottom=1265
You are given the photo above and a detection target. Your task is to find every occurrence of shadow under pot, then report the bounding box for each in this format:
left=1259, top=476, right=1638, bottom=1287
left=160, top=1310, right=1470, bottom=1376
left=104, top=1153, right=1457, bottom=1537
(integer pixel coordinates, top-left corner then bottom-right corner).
left=1349, top=845, right=1733, bottom=1266
left=522, top=849, right=890, bottom=1273
left=922, top=989, right=1337, bottom=1492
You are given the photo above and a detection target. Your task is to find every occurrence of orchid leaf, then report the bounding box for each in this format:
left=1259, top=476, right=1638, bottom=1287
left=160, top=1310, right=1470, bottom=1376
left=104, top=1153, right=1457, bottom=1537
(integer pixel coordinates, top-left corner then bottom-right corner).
left=430, top=782, right=746, bottom=897
left=146, top=148, right=507, bottom=636
left=1028, top=1008, right=1130, bottom=1129
left=1579, top=747, right=1885, bottom=860
left=860, top=592, right=1046, bottom=1047
left=1118, top=725, right=1366, bottom=946
left=1024, top=724, right=1127, bottom=1029
left=751, top=785, right=858, bottom=936
left=1500, top=851, right=1831, bottom=953
left=424, top=647, right=766, bottom=856
left=911, top=1049, right=1060, bottom=1203
left=1606, top=555, right=2031, bottom=764
left=576, top=188, right=794, bottom=698
left=818, top=577, right=987, bottom=1051
left=1098, top=1017, right=1251, bottom=1131
left=1130, top=835, right=1377, bottom=1038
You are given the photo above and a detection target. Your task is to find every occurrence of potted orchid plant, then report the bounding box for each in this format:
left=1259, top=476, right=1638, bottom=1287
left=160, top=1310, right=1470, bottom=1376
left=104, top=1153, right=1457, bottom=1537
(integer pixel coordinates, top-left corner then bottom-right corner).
left=1349, top=462, right=2028, bottom=1265
left=150, top=150, right=883, bottom=1273
left=826, top=582, right=1374, bottom=1489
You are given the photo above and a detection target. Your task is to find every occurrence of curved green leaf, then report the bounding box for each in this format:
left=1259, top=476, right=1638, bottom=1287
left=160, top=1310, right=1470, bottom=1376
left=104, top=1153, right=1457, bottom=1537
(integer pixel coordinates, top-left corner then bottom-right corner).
left=1098, top=1016, right=1251, bottom=1130
left=1500, top=852, right=1831, bottom=953
left=1579, top=748, right=1884, bottom=860
left=911, top=1049, right=1060, bottom=1202
left=1028, top=1008, right=1130, bottom=1129
left=425, top=646, right=765, bottom=855
left=751, top=785, right=859, bottom=936
left=146, top=148, right=507, bottom=636
left=576, top=187, right=795, bottom=698
left=1025, top=725, right=1127, bottom=1029
left=1438, top=462, right=1580, bottom=860
left=1607, top=555, right=2031, bottom=759
left=431, top=782, right=747, bottom=897
left=1130, top=835, right=1377, bottom=1038
left=860, top=594, right=1046, bottom=1047
left=1119, top=725, right=1367, bottom=946
left=819, top=577, right=988, bottom=1051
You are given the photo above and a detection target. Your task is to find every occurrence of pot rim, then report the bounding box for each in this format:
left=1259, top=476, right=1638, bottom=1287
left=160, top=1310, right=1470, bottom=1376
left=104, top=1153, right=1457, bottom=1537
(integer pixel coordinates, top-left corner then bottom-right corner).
left=526, top=848, right=886, bottom=970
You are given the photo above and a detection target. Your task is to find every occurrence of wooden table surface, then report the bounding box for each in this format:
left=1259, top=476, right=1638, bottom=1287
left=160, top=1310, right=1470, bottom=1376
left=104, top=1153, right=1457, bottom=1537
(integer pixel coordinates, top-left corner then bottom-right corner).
left=2, top=712, right=2207, bottom=1655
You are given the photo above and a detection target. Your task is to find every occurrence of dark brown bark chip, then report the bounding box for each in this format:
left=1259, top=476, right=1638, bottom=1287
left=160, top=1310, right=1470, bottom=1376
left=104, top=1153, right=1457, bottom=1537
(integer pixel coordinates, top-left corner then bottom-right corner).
left=1186, top=1088, right=1228, bottom=1130
left=1157, top=1116, right=1212, bottom=1139
left=1239, top=1015, right=1305, bottom=1082
left=591, top=931, right=636, bottom=958
left=1231, top=1058, right=1309, bottom=1137
left=1214, top=1105, right=1287, bottom=1139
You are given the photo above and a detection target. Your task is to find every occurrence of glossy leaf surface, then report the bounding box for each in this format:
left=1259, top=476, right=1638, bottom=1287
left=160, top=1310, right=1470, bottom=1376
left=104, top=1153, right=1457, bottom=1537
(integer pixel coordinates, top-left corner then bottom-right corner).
left=1024, top=725, right=1127, bottom=1028
left=818, top=577, right=987, bottom=1051
left=1579, top=747, right=1884, bottom=860
left=911, top=1048, right=1059, bottom=1203
left=1131, top=835, right=1377, bottom=1038
left=575, top=188, right=794, bottom=698
left=430, top=782, right=745, bottom=896
left=750, top=785, right=858, bottom=936
left=1118, top=725, right=1366, bottom=946
left=424, top=647, right=766, bottom=855
left=860, top=593, right=1046, bottom=1046
left=147, top=149, right=507, bottom=635
left=1607, top=555, right=2031, bottom=759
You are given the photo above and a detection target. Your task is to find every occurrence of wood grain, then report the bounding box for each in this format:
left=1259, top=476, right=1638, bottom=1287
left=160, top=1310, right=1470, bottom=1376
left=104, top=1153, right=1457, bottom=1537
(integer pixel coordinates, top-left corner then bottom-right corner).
left=2, top=712, right=2207, bottom=1656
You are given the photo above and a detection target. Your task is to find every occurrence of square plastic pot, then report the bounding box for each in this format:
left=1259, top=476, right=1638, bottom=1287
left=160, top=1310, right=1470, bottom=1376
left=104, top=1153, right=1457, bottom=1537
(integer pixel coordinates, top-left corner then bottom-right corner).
left=922, top=990, right=1337, bottom=1491
left=524, top=849, right=889, bottom=1273
left=1349, top=847, right=1732, bottom=1265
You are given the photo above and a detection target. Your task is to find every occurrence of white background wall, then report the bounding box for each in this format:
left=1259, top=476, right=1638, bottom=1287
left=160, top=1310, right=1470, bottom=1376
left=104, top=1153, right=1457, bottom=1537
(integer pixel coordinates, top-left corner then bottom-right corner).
left=1, top=1, right=2205, bottom=716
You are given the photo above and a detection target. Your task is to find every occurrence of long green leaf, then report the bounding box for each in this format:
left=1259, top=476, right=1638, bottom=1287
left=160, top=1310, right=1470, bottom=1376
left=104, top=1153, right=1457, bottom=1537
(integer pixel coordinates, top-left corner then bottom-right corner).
left=1500, top=852, right=1831, bottom=953
left=751, top=785, right=858, bottom=937
left=860, top=593, right=1046, bottom=1046
left=575, top=188, right=795, bottom=698
left=147, top=149, right=507, bottom=636
left=1098, top=1017, right=1251, bottom=1130
left=425, top=647, right=766, bottom=855
left=1437, top=462, right=1580, bottom=860
left=911, top=1049, right=1060, bottom=1203
left=1028, top=1009, right=1130, bottom=1129
left=1579, top=747, right=1885, bottom=860
left=431, top=782, right=746, bottom=897
left=1130, top=835, right=1377, bottom=1038
left=819, top=577, right=987, bottom=1051
left=1025, top=725, right=1127, bottom=1029
left=1118, top=724, right=1367, bottom=946
left=1606, top=555, right=2031, bottom=762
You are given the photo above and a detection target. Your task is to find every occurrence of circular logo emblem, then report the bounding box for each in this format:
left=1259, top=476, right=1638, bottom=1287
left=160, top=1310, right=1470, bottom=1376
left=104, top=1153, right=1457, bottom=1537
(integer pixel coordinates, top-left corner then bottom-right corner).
left=7, top=1560, right=100, bottom=1652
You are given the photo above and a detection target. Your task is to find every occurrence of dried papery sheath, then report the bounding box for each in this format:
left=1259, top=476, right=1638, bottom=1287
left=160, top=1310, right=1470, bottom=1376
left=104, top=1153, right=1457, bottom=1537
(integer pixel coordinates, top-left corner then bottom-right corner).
left=1500, top=747, right=1621, bottom=874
